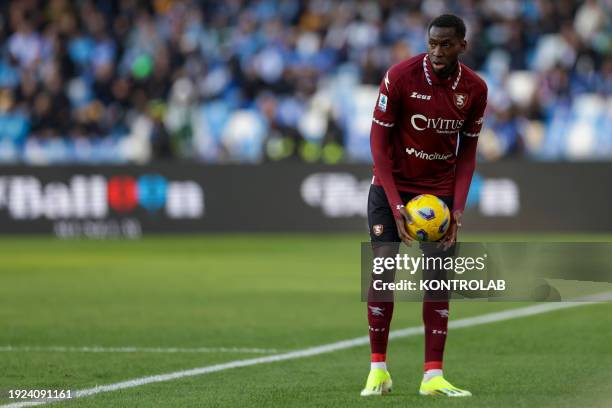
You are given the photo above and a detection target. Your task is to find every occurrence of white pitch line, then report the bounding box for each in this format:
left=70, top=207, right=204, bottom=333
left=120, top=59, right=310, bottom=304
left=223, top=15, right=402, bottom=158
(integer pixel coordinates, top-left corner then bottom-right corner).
left=0, top=346, right=279, bottom=354
left=2, top=294, right=611, bottom=408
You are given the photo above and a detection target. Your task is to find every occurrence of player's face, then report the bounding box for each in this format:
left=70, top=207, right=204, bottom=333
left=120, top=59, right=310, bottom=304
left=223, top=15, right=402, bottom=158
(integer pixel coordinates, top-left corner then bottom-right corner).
left=427, top=26, right=466, bottom=77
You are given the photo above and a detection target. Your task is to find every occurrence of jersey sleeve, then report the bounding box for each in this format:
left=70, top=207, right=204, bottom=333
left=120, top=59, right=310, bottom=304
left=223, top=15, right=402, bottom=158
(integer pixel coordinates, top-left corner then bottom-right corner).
left=370, top=68, right=404, bottom=219
left=453, top=83, right=488, bottom=213
left=372, top=69, right=401, bottom=129
left=461, top=84, right=487, bottom=138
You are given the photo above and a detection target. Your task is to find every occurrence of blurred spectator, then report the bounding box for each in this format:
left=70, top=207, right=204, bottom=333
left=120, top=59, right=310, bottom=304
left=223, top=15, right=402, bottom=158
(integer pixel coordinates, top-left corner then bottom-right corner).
left=0, top=0, right=610, bottom=164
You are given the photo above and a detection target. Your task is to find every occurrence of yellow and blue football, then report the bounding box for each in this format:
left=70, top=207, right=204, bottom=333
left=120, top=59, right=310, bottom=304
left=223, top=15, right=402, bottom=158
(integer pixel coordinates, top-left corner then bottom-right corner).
left=405, top=194, right=451, bottom=242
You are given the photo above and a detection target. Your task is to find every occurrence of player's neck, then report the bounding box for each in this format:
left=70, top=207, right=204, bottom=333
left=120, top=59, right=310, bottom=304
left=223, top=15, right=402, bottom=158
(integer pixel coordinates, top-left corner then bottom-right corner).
left=433, top=61, right=459, bottom=80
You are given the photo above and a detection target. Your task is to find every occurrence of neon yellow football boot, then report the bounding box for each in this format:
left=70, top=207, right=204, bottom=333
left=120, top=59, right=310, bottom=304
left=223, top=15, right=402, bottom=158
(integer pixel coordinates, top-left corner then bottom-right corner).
left=419, top=375, right=472, bottom=397
left=360, top=368, right=393, bottom=396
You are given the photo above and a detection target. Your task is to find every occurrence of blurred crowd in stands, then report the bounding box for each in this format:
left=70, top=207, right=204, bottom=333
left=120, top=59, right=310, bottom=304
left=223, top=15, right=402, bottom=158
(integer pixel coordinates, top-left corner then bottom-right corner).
left=0, top=0, right=610, bottom=164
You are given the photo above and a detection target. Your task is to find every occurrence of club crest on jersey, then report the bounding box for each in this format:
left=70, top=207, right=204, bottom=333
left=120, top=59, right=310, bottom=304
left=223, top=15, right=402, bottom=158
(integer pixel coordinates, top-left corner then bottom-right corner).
left=377, top=93, right=388, bottom=112
left=454, top=93, right=468, bottom=109
left=373, top=224, right=384, bottom=236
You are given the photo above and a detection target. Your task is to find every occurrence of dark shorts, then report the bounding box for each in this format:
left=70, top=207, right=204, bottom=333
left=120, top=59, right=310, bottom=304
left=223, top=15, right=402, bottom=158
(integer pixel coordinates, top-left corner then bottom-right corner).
left=367, top=184, right=453, bottom=243
left=367, top=185, right=455, bottom=301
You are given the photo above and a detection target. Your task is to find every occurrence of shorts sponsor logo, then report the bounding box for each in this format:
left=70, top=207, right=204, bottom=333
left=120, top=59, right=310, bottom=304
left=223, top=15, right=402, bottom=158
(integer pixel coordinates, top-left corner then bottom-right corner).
left=373, top=224, right=384, bottom=236
left=405, top=147, right=453, bottom=161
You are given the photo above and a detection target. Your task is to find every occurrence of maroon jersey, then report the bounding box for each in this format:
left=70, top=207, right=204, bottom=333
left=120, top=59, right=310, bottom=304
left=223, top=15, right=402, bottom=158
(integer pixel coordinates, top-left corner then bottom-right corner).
left=371, top=53, right=487, bottom=199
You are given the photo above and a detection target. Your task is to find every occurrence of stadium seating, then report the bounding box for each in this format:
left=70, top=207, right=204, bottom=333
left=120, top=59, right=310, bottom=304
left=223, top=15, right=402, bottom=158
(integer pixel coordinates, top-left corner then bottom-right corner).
left=0, top=0, right=609, bottom=163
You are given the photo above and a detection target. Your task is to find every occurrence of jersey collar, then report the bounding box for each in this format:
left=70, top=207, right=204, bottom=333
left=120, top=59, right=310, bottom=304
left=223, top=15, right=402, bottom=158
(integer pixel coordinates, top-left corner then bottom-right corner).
left=422, top=54, right=462, bottom=90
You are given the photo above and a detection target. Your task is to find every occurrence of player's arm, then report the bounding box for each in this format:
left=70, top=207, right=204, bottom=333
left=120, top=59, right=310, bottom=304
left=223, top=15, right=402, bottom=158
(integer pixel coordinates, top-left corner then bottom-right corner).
left=440, top=86, right=487, bottom=249
left=370, top=70, right=413, bottom=243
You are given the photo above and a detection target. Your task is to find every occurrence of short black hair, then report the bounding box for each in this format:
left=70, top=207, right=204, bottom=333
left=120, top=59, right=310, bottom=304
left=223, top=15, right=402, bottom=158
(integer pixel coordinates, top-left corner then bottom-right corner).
left=428, top=14, right=466, bottom=39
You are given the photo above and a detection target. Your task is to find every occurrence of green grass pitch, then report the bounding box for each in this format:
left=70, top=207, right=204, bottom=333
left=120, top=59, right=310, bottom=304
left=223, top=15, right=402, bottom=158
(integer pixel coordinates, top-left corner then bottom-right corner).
left=1, top=234, right=611, bottom=407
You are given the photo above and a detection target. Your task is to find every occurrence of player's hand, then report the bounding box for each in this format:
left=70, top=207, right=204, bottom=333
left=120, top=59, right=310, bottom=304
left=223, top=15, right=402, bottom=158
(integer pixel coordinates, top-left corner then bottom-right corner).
left=438, top=210, right=462, bottom=250
left=395, top=206, right=415, bottom=246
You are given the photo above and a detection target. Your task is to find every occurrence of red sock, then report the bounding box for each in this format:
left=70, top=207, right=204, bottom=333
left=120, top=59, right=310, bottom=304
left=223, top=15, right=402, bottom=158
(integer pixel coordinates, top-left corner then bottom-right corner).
left=423, top=300, right=448, bottom=367
left=367, top=301, right=394, bottom=355
left=371, top=353, right=386, bottom=362
left=424, top=361, right=443, bottom=371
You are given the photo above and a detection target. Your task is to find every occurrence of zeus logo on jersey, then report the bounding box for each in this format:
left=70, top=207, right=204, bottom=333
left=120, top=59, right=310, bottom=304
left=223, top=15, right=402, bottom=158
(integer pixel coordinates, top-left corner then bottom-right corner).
left=410, top=91, right=431, bottom=100
left=410, top=114, right=464, bottom=134
left=406, top=147, right=453, bottom=161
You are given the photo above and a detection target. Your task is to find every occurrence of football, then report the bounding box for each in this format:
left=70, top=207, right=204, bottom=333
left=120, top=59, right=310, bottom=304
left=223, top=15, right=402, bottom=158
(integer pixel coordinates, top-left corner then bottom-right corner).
left=405, top=194, right=451, bottom=242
